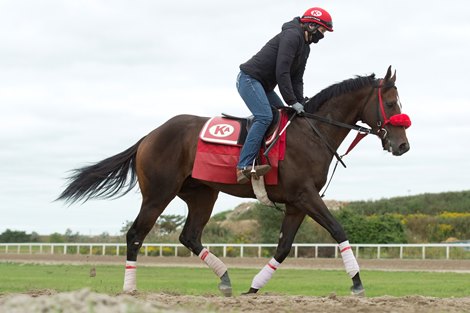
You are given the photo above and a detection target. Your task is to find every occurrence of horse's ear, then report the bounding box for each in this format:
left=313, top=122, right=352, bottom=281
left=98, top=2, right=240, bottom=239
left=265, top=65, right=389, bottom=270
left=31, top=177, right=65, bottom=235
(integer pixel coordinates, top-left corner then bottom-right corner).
left=390, top=69, right=397, bottom=83
left=384, top=65, right=392, bottom=81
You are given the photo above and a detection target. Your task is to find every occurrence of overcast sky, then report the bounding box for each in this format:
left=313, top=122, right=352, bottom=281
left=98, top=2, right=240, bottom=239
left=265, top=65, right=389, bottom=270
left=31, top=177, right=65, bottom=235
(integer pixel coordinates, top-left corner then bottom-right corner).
left=1, top=0, right=469, bottom=235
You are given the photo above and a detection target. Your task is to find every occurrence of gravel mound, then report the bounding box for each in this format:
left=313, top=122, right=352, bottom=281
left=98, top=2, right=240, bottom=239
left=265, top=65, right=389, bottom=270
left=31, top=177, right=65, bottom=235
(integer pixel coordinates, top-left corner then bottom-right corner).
left=0, top=289, right=186, bottom=313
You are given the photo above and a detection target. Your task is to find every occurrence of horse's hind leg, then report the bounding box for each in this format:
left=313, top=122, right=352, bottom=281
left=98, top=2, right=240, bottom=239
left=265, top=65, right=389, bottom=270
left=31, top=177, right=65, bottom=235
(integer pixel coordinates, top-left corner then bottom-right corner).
left=123, top=193, right=177, bottom=292
left=178, top=181, right=232, bottom=297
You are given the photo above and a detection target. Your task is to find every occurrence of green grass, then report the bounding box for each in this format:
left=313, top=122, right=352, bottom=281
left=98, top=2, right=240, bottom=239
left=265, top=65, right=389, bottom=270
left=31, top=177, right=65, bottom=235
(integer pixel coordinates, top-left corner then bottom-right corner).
left=0, top=263, right=469, bottom=297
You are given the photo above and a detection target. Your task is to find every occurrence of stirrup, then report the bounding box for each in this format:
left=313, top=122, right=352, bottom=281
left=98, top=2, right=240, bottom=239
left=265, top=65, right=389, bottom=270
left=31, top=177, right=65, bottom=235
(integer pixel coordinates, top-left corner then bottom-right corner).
left=237, top=164, right=271, bottom=184
left=249, top=164, right=271, bottom=180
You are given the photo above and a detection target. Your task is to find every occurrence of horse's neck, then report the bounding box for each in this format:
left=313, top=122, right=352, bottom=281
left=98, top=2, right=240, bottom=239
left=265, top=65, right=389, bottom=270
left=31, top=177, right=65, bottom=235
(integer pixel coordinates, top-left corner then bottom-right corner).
left=315, top=92, right=365, bottom=149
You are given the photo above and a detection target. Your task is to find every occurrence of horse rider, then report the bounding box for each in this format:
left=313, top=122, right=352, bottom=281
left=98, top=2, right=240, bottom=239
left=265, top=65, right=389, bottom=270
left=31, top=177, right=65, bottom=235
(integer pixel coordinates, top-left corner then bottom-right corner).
left=236, top=7, right=334, bottom=184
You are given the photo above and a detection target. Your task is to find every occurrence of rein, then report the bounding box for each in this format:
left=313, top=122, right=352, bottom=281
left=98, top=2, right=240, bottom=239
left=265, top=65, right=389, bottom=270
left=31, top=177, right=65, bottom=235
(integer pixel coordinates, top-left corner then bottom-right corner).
left=302, top=82, right=382, bottom=197
left=263, top=79, right=411, bottom=197
left=302, top=84, right=378, bottom=168
left=302, top=77, right=411, bottom=160
left=302, top=112, right=374, bottom=135
left=302, top=117, right=348, bottom=168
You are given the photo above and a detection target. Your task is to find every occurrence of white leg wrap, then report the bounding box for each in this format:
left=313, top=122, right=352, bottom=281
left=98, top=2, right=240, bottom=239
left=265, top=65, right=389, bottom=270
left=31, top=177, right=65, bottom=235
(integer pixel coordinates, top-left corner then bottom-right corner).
left=251, top=258, right=280, bottom=290
left=123, top=260, right=137, bottom=292
left=199, top=248, right=227, bottom=278
left=339, top=241, right=360, bottom=278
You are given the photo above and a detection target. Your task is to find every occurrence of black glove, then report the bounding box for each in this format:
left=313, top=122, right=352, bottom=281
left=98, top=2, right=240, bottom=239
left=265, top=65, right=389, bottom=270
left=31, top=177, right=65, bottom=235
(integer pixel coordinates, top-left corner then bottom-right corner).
left=291, top=102, right=305, bottom=115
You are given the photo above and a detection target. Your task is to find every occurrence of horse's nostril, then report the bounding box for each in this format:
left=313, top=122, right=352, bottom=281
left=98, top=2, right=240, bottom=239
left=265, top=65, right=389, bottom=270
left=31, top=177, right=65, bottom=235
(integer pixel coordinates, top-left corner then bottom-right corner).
left=399, top=142, right=410, bottom=153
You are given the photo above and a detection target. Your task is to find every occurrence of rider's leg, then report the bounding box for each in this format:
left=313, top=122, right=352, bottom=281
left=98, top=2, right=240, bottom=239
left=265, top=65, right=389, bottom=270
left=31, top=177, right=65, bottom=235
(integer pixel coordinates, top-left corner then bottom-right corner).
left=236, top=71, right=273, bottom=177
left=266, top=90, right=284, bottom=109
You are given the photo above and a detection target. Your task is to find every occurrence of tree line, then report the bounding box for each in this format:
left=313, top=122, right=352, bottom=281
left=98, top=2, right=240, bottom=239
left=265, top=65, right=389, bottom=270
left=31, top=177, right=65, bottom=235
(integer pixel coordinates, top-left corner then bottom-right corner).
left=204, top=190, right=470, bottom=244
left=2, top=190, right=469, bottom=244
left=0, top=215, right=185, bottom=244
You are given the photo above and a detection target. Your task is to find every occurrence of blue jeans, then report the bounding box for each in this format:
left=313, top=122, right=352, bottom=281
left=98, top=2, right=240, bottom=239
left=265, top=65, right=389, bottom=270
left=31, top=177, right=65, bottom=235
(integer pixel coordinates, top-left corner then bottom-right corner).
left=236, top=71, right=284, bottom=169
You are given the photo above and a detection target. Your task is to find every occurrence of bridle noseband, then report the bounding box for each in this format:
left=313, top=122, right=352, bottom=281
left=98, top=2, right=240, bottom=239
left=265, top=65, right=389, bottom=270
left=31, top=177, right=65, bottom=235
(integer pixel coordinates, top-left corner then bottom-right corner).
left=302, top=79, right=412, bottom=146
left=297, top=79, right=412, bottom=196
left=375, top=79, right=412, bottom=139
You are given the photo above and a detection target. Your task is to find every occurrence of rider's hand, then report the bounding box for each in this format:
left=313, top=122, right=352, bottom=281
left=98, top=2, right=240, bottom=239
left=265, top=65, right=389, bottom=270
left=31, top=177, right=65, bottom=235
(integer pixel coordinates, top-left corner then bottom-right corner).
left=291, top=102, right=305, bottom=115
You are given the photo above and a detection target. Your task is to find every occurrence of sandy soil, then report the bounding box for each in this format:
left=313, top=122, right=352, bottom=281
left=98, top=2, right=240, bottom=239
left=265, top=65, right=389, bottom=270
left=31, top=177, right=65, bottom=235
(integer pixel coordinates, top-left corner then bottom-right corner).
left=1, top=254, right=470, bottom=313
left=1, top=288, right=469, bottom=313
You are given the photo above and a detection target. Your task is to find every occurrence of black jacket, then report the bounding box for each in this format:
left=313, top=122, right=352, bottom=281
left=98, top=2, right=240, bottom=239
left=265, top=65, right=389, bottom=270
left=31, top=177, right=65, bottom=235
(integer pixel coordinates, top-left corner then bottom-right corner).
left=240, top=17, right=310, bottom=105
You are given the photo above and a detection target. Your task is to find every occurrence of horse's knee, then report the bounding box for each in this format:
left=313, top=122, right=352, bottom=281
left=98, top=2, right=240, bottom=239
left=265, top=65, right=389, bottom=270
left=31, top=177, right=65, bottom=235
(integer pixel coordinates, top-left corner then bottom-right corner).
left=274, top=239, right=294, bottom=262
left=330, top=226, right=347, bottom=243
left=310, top=211, right=348, bottom=243
left=274, top=247, right=290, bottom=263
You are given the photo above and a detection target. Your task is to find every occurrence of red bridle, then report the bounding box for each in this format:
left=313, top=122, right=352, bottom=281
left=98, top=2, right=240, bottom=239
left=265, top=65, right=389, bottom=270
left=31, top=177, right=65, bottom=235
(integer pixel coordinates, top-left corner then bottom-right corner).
left=377, top=80, right=412, bottom=129
left=321, top=79, right=412, bottom=197
left=317, top=79, right=412, bottom=197
left=344, top=80, right=412, bottom=155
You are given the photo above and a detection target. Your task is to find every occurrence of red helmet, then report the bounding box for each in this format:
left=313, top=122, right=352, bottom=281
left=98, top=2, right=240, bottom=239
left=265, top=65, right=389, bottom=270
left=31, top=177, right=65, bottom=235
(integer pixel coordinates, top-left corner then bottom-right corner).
left=300, top=7, right=333, bottom=32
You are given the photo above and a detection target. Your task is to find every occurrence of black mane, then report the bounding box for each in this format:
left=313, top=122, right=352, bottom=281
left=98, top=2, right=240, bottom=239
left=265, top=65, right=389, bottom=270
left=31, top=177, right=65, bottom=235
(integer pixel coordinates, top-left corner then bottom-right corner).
left=304, top=74, right=376, bottom=113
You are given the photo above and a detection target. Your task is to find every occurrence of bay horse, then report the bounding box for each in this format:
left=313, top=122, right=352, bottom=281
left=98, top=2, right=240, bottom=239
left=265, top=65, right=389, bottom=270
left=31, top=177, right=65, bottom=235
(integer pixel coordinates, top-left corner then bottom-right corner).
left=58, top=66, right=410, bottom=296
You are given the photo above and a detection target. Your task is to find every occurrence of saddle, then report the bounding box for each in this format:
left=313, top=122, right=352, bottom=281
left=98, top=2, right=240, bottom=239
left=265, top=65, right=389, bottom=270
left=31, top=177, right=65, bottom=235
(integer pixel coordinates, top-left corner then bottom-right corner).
left=192, top=109, right=289, bottom=186
left=200, top=108, right=282, bottom=147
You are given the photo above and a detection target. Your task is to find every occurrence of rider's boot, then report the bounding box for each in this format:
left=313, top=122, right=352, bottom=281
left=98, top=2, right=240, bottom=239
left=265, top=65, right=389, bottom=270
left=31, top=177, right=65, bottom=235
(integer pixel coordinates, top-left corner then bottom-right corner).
left=236, top=164, right=271, bottom=184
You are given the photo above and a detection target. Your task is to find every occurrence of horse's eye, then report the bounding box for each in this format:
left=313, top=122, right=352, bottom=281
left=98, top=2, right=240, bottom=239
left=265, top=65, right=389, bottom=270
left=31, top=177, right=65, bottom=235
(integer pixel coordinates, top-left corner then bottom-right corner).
left=386, top=101, right=396, bottom=107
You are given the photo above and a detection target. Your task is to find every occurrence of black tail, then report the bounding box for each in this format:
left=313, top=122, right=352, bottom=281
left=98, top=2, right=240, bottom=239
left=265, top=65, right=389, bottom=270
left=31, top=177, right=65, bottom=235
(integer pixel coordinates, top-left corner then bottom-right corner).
left=57, top=137, right=146, bottom=204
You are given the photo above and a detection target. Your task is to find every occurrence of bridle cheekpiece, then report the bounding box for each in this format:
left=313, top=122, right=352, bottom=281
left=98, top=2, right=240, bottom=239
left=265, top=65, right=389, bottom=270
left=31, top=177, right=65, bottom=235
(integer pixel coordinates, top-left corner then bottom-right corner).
left=376, top=80, right=412, bottom=139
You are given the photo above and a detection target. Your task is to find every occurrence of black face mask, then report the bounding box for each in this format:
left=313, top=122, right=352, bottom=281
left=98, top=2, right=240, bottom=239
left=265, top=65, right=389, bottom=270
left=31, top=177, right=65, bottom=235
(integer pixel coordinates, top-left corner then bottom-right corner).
left=310, top=31, right=324, bottom=44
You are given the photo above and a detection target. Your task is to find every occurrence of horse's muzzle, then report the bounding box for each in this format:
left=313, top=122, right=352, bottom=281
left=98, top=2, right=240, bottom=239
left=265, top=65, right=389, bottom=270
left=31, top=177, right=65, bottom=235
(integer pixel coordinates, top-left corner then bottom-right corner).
left=383, top=137, right=410, bottom=156
left=393, top=142, right=410, bottom=156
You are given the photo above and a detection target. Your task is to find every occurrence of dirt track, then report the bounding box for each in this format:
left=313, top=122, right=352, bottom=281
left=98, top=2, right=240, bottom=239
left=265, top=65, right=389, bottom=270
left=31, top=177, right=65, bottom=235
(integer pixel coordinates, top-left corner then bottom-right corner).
left=1, top=254, right=470, bottom=313
left=2, top=289, right=469, bottom=313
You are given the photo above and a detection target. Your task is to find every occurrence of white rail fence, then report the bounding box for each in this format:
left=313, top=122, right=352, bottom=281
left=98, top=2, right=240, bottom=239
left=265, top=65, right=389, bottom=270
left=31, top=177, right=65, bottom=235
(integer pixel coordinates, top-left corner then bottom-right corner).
left=1, top=243, right=470, bottom=260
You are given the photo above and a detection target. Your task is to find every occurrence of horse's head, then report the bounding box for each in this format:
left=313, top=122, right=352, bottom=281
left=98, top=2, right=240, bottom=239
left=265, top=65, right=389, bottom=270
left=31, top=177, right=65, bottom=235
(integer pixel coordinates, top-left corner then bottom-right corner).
left=361, top=66, right=411, bottom=156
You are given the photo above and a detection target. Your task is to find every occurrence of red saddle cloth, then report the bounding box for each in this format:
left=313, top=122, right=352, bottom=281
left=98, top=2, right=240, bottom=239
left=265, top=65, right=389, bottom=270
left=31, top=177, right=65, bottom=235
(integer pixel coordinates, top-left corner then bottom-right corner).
left=192, top=111, right=289, bottom=185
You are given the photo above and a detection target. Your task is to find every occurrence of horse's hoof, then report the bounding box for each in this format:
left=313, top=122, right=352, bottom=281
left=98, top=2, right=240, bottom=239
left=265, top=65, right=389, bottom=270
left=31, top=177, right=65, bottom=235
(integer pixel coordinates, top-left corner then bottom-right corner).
left=218, top=283, right=232, bottom=297
left=241, top=287, right=258, bottom=295
left=122, top=289, right=137, bottom=295
left=350, top=285, right=365, bottom=297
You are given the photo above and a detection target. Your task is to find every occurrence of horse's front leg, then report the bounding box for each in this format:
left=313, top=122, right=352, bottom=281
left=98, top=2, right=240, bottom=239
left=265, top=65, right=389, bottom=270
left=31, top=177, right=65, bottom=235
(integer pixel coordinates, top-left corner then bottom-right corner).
left=298, top=191, right=365, bottom=296
left=243, top=207, right=306, bottom=294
